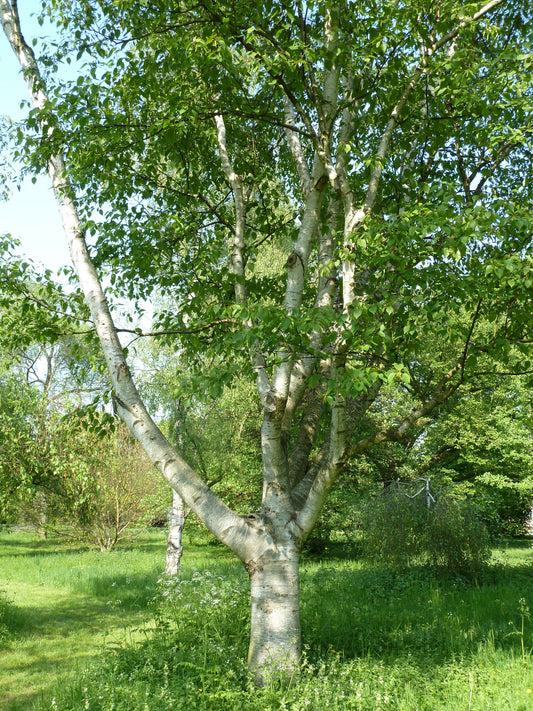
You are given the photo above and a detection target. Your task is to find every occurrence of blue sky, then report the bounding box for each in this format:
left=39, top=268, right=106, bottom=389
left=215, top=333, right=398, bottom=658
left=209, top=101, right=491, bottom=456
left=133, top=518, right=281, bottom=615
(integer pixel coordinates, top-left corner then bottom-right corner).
left=0, top=2, right=71, bottom=274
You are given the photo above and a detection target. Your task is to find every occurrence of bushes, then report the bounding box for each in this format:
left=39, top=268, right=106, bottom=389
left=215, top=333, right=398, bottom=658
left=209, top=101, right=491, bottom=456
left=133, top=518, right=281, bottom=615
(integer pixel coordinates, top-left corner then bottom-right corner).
left=472, top=476, right=533, bottom=538
left=361, top=485, right=491, bottom=575
left=305, top=482, right=363, bottom=555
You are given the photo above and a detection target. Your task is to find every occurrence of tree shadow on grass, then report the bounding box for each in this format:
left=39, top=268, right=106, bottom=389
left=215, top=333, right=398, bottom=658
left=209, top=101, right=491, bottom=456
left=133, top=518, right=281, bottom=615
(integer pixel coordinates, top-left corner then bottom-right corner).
left=7, top=572, right=161, bottom=640
left=0, top=539, right=88, bottom=558
left=4, top=588, right=147, bottom=643
left=0, top=528, right=167, bottom=558
left=0, top=583, right=158, bottom=711
left=5, top=555, right=245, bottom=644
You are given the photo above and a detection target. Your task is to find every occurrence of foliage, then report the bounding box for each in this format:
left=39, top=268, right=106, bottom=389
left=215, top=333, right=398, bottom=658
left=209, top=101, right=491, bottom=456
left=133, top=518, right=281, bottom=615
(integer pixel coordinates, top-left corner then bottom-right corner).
left=0, top=234, right=92, bottom=350
left=360, top=484, right=491, bottom=575
left=3, top=0, right=533, bottom=678
left=0, top=313, right=167, bottom=548
left=410, top=375, right=533, bottom=536
left=138, top=342, right=264, bottom=549
left=327, top=368, right=533, bottom=542
left=307, top=373, right=533, bottom=550
left=22, top=0, right=533, bottom=409
left=304, top=479, right=364, bottom=555
left=0, top=361, right=167, bottom=548
left=46, top=420, right=169, bottom=550
left=0, top=369, right=52, bottom=522
left=453, top=476, right=533, bottom=539
left=0, top=263, right=110, bottom=530
left=138, top=345, right=263, bottom=519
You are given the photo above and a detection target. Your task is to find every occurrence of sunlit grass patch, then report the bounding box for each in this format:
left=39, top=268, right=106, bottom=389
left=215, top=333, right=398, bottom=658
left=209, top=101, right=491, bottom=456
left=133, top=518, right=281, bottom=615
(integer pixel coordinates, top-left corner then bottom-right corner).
left=0, top=529, right=170, bottom=710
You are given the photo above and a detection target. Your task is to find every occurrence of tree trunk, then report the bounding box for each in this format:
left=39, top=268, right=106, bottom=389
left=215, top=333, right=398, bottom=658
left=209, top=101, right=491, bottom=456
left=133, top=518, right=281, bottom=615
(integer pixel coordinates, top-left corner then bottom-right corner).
left=165, top=488, right=189, bottom=576
left=37, top=489, right=47, bottom=540
left=247, top=545, right=301, bottom=686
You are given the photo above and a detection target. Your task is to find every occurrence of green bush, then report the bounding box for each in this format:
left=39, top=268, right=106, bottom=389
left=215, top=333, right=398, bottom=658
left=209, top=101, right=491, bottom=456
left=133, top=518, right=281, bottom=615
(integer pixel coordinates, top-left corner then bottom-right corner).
left=360, top=486, right=491, bottom=575
left=424, top=496, right=491, bottom=574
left=474, top=479, right=532, bottom=538
left=305, top=481, right=363, bottom=555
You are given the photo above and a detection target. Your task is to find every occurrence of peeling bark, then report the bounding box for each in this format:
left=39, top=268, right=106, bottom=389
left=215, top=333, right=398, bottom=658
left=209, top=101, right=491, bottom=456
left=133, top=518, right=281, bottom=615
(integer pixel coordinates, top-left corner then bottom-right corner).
left=0, top=0, right=507, bottom=683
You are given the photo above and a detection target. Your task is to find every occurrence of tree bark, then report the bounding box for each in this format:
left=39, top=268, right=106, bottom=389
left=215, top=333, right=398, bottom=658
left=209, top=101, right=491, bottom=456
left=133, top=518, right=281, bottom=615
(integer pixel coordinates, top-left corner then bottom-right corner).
left=37, top=489, right=47, bottom=540
left=0, top=0, right=507, bottom=686
left=165, top=488, right=190, bottom=576
left=247, top=543, right=301, bottom=686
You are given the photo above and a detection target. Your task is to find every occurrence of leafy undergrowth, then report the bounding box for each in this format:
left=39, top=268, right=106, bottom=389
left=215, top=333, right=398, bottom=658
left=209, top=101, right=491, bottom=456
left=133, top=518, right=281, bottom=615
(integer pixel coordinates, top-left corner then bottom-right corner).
left=2, top=530, right=533, bottom=710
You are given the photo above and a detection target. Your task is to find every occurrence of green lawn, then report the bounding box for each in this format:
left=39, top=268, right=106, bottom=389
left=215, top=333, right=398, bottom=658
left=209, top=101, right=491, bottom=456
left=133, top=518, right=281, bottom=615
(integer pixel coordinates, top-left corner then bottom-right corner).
left=1, top=529, right=533, bottom=710
left=0, top=530, right=165, bottom=708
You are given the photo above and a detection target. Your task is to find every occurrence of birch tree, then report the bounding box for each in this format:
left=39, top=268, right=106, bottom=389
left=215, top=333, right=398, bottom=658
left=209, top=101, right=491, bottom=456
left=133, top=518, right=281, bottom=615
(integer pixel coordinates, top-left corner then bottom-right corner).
left=2, top=0, right=532, bottom=683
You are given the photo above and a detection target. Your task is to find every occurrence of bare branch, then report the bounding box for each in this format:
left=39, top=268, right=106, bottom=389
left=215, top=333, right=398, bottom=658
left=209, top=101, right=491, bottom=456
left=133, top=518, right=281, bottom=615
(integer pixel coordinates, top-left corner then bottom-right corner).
left=284, top=96, right=312, bottom=197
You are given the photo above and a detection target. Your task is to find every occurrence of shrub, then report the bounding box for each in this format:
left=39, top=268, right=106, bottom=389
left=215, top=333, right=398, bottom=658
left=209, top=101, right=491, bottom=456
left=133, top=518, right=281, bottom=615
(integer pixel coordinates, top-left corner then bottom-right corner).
left=424, top=496, right=491, bottom=574
left=360, top=485, right=491, bottom=575
left=475, top=478, right=533, bottom=538
left=305, top=481, right=363, bottom=555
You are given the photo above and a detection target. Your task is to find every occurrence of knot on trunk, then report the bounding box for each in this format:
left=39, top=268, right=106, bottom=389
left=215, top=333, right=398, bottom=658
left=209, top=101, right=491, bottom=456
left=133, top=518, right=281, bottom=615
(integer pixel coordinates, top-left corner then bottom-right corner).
left=244, top=513, right=262, bottom=529
left=263, top=391, right=286, bottom=419
left=285, top=250, right=305, bottom=272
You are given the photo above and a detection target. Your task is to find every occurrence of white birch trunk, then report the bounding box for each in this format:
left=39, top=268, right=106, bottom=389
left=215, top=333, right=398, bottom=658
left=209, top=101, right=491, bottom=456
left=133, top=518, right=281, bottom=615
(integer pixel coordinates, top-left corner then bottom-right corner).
left=165, top=488, right=189, bottom=576
left=37, top=489, right=47, bottom=540
left=247, top=543, right=301, bottom=686
left=0, top=3, right=298, bottom=681
left=1, top=0, right=504, bottom=685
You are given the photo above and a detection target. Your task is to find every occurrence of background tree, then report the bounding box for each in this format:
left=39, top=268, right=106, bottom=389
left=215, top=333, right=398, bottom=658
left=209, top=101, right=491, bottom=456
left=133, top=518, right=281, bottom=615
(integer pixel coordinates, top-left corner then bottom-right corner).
left=49, top=419, right=169, bottom=551
left=0, top=247, right=167, bottom=545
left=0, top=368, right=49, bottom=529
left=411, top=374, right=533, bottom=536
left=2, top=0, right=533, bottom=683
left=0, top=347, right=168, bottom=547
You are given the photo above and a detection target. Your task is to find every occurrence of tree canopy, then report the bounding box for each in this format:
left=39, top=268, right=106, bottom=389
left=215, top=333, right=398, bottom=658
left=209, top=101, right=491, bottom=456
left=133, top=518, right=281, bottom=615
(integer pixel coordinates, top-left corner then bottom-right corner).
left=2, top=0, right=532, bottom=682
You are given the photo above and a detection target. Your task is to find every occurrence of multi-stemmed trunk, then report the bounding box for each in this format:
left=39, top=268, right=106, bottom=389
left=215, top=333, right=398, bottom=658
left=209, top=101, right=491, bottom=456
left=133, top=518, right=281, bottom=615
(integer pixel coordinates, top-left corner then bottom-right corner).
left=1, top=0, right=503, bottom=687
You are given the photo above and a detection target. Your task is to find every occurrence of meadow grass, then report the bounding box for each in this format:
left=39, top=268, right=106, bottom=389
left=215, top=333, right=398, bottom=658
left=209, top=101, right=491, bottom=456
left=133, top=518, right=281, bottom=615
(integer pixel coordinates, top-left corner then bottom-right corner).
left=1, top=529, right=533, bottom=710
left=0, top=528, right=230, bottom=709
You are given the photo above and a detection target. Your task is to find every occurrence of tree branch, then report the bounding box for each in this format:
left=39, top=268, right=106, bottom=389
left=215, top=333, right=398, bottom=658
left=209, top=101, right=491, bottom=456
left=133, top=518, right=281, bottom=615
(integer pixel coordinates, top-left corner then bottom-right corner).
left=0, top=0, right=255, bottom=562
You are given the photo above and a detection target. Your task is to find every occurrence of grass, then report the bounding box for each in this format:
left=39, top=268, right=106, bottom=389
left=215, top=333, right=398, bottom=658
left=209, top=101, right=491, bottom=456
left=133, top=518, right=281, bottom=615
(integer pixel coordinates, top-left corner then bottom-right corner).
left=0, top=529, right=161, bottom=709
left=1, top=528, right=533, bottom=710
